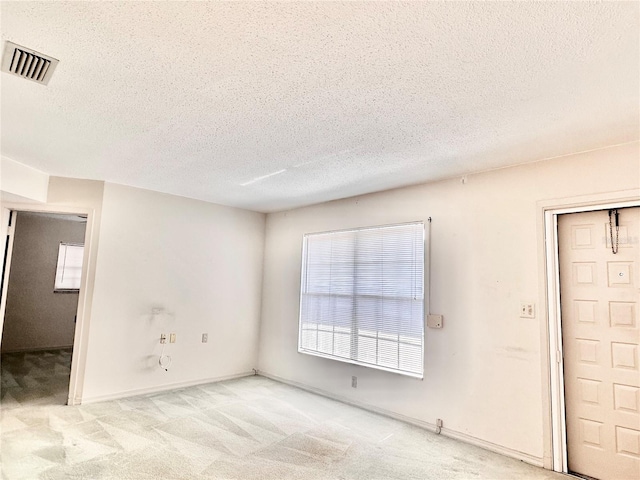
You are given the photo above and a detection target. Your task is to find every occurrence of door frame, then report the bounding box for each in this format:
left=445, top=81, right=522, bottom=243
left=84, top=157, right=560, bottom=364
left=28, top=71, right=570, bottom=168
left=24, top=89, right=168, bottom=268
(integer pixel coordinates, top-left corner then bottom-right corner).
left=0, top=202, right=95, bottom=406
left=540, top=189, right=640, bottom=473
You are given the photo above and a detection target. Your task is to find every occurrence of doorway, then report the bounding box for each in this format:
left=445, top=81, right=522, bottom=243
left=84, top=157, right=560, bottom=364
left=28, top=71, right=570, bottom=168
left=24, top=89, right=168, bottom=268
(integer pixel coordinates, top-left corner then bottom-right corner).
left=554, top=206, right=639, bottom=480
left=0, top=210, right=88, bottom=408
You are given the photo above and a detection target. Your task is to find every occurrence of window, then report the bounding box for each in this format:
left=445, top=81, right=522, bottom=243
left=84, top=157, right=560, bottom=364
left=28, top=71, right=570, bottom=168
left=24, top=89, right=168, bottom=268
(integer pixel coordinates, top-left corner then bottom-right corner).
left=298, top=222, right=425, bottom=377
left=54, top=243, right=84, bottom=292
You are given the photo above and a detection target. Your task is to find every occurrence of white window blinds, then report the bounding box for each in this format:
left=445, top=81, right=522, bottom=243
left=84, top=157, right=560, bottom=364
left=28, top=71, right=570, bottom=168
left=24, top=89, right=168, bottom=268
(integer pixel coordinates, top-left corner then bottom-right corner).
left=299, top=222, right=425, bottom=377
left=54, top=243, right=84, bottom=291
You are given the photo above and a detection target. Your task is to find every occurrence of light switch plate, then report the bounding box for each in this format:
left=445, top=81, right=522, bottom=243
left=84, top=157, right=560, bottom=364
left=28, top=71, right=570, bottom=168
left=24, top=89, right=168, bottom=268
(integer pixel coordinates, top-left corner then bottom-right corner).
left=427, top=314, right=443, bottom=328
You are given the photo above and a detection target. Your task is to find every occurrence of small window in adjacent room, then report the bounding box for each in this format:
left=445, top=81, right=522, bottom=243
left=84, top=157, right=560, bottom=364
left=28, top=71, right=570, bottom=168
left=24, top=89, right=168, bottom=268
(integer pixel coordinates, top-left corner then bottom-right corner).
left=54, top=243, right=84, bottom=292
left=298, top=221, right=425, bottom=378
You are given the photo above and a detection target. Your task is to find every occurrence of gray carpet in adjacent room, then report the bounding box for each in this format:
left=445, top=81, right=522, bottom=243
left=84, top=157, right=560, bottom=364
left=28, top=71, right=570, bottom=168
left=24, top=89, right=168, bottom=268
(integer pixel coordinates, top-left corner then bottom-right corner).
left=1, top=349, right=567, bottom=479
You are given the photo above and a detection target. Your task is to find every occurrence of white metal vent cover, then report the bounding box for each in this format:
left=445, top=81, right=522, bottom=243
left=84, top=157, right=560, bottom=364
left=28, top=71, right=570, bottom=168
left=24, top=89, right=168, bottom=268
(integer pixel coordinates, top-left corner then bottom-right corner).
left=1, top=41, right=59, bottom=85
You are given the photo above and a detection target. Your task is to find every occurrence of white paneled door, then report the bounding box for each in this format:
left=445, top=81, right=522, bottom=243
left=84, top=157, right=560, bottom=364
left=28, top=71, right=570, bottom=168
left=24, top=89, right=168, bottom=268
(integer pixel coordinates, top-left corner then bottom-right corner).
left=559, top=207, right=640, bottom=480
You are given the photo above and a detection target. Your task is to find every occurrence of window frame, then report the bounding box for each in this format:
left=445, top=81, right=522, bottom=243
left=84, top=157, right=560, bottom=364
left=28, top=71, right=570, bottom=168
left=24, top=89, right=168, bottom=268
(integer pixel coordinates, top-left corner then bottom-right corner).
left=54, top=242, right=85, bottom=293
left=297, top=221, right=426, bottom=378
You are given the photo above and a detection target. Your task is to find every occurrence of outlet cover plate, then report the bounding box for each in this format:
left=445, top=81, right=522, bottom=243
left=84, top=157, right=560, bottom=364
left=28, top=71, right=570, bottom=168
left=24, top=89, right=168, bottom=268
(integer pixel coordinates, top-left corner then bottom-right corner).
left=520, top=303, right=535, bottom=318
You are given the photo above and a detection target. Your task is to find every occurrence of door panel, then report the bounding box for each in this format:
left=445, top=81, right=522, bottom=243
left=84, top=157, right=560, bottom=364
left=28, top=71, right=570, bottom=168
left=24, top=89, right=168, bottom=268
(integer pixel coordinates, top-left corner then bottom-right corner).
left=559, top=207, right=640, bottom=480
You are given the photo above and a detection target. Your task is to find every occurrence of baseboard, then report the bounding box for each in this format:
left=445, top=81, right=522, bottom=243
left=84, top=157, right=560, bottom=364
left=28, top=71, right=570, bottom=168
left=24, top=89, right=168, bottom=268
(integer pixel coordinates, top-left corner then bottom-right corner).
left=1, top=345, right=73, bottom=354
left=258, top=371, right=544, bottom=468
left=439, top=426, right=544, bottom=467
left=79, top=371, right=255, bottom=404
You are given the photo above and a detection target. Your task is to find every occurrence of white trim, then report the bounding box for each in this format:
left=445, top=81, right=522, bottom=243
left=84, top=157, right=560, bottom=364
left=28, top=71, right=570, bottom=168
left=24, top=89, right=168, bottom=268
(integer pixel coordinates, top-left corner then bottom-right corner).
left=80, top=371, right=255, bottom=404
left=258, top=371, right=544, bottom=467
left=442, top=427, right=544, bottom=468
left=547, top=199, right=640, bottom=215
left=544, top=210, right=568, bottom=473
left=0, top=209, right=16, bottom=345
left=296, top=348, right=424, bottom=379
left=541, top=190, right=640, bottom=473
left=0, top=202, right=95, bottom=407
left=537, top=189, right=640, bottom=214
left=302, top=219, right=426, bottom=237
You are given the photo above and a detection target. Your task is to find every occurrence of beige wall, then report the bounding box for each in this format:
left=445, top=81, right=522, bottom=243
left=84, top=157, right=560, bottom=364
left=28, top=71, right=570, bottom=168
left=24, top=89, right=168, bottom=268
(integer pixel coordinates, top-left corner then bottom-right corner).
left=6, top=177, right=266, bottom=404
left=80, top=183, right=266, bottom=402
left=257, top=142, right=640, bottom=465
left=0, top=156, right=49, bottom=204
left=1, top=212, right=86, bottom=352
left=45, top=177, right=105, bottom=404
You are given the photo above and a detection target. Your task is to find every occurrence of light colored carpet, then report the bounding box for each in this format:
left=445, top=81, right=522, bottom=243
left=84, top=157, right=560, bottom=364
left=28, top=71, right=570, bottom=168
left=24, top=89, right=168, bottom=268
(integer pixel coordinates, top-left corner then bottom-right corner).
left=1, top=349, right=567, bottom=479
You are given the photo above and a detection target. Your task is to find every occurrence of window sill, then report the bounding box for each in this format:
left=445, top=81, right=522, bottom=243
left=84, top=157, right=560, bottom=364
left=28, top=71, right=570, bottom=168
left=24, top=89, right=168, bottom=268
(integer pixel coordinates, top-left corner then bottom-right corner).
left=298, top=348, right=424, bottom=379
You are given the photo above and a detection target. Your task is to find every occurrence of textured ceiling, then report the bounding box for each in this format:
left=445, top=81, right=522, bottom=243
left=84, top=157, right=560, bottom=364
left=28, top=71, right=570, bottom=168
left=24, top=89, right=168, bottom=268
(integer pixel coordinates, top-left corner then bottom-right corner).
left=1, top=2, right=638, bottom=212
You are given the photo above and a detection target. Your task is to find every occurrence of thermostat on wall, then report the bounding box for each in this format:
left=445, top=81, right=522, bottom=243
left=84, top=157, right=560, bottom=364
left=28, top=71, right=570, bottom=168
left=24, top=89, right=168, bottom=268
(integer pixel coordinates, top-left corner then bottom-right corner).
left=427, top=314, right=443, bottom=328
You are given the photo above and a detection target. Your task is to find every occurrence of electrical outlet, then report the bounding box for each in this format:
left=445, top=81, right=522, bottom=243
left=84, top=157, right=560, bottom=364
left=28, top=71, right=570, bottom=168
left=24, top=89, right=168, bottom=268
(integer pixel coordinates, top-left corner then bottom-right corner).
left=351, top=376, right=357, bottom=388
left=202, top=333, right=208, bottom=343
left=520, top=303, right=535, bottom=318
left=170, top=333, right=176, bottom=343
left=160, top=333, right=167, bottom=344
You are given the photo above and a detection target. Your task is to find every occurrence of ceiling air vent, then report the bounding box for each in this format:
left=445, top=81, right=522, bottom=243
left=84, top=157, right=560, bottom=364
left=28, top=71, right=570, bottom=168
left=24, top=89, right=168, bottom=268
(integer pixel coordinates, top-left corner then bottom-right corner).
left=1, top=41, right=59, bottom=85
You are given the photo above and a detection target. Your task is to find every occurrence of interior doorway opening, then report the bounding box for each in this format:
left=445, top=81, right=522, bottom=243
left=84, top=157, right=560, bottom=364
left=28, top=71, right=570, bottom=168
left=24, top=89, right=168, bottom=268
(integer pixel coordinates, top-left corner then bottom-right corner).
left=0, top=210, right=88, bottom=409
